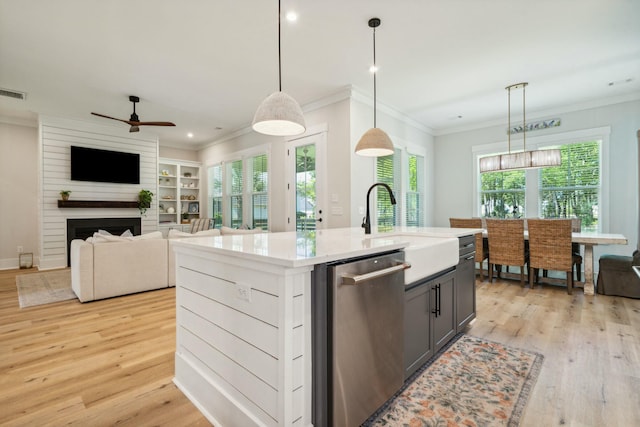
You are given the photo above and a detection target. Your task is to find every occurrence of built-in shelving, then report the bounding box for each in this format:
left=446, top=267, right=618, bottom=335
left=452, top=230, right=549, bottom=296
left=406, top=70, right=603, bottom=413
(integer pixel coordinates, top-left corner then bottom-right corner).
left=158, top=158, right=201, bottom=228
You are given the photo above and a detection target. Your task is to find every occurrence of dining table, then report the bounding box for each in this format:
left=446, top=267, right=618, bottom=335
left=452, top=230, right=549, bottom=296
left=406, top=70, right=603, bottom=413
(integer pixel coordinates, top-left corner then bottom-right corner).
left=481, top=230, right=628, bottom=295
left=571, top=232, right=628, bottom=295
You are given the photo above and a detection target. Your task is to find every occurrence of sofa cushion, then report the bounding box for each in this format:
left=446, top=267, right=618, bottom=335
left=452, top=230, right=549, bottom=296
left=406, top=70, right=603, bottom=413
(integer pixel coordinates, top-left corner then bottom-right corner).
left=220, top=226, right=263, bottom=235
left=168, top=228, right=221, bottom=239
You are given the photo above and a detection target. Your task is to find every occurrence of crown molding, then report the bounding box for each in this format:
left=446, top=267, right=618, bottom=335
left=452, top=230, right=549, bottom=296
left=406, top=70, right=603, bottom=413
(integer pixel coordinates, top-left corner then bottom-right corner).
left=433, top=91, right=640, bottom=137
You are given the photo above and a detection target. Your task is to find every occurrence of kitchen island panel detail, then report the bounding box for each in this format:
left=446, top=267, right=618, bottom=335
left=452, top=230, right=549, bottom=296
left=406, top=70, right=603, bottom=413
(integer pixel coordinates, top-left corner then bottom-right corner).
left=174, top=249, right=313, bottom=427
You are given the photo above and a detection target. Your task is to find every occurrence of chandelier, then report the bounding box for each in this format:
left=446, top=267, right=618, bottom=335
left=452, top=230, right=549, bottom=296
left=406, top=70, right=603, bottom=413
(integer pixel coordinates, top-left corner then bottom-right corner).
left=479, top=82, right=561, bottom=173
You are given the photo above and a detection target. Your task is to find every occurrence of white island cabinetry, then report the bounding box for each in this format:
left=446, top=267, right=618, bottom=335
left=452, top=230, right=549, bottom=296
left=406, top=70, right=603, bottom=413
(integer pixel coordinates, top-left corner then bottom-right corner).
left=171, top=227, right=479, bottom=427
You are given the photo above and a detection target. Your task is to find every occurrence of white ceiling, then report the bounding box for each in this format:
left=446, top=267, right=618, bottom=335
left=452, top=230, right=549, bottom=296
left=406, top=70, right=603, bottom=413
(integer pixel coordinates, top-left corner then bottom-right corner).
left=1, top=0, right=639, bottom=149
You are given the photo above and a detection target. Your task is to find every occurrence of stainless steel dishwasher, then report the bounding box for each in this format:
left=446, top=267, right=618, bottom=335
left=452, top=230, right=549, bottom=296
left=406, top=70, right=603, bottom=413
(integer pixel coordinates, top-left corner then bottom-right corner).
left=329, top=251, right=409, bottom=427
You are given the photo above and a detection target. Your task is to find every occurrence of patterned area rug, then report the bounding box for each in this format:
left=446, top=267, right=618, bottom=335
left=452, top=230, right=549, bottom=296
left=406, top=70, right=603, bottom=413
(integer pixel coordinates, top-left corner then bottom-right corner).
left=364, top=334, right=544, bottom=427
left=15, top=270, right=76, bottom=308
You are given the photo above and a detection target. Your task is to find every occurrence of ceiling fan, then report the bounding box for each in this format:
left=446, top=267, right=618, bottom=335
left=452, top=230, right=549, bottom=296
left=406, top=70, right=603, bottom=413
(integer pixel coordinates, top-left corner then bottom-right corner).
left=91, top=95, right=176, bottom=132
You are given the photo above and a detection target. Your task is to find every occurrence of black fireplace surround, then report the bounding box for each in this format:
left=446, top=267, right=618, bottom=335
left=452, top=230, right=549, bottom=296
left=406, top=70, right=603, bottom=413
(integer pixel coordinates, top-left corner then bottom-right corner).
left=66, top=217, right=141, bottom=266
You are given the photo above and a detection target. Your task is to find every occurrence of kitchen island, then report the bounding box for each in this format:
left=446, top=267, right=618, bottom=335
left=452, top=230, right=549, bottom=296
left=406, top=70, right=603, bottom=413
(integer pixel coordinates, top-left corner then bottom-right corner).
left=171, top=226, right=480, bottom=427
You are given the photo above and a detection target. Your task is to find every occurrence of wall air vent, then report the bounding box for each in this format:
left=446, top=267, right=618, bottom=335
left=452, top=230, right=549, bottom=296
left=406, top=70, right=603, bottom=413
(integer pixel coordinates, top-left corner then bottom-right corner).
left=0, top=88, right=27, bottom=100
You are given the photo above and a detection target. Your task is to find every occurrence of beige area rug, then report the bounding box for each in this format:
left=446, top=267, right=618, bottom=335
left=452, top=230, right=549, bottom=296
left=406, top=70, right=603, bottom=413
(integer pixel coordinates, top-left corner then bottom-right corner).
left=16, top=270, right=77, bottom=308
left=364, top=334, right=544, bottom=427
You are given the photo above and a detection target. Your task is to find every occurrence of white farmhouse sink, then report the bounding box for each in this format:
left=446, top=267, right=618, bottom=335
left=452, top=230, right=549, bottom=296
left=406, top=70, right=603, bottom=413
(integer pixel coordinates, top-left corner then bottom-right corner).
left=388, top=235, right=460, bottom=285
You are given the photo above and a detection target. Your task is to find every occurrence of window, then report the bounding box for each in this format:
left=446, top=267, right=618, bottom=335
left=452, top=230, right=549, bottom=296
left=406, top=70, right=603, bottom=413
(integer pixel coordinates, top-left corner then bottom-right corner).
left=478, top=140, right=601, bottom=230
left=208, top=164, right=223, bottom=228
left=251, top=154, right=268, bottom=229
left=406, top=153, right=424, bottom=227
left=375, top=148, right=425, bottom=228
left=207, top=151, right=269, bottom=229
left=539, top=141, right=600, bottom=231
left=229, top=159, right=243, bottom=228
left=480, top=170, right=526, bottom=218
left=376, top=150, right=400, bottom=230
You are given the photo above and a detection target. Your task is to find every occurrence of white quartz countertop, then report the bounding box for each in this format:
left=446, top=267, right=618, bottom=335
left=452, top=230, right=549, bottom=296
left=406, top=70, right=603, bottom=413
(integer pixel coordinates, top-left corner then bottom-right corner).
left=171, top=226, right=481, bottom=268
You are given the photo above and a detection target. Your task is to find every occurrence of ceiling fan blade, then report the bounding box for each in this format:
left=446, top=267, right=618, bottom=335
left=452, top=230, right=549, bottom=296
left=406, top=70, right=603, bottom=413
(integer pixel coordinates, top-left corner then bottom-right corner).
left=137, top=121, right=176, bottom=127
left=91, top=112, right=135, bottom=125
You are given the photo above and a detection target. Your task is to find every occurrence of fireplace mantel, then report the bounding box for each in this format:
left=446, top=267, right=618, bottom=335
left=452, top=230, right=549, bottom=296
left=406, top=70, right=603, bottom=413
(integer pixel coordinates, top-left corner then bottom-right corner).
left=57, top=200, right=139, bottom=209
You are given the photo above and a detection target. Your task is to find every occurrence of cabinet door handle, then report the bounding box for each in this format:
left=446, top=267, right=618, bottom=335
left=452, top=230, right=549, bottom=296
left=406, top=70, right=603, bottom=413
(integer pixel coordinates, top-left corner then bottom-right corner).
left=437, top=284, right=441, bottom=317
left=432, top=284, right=441, bottom=317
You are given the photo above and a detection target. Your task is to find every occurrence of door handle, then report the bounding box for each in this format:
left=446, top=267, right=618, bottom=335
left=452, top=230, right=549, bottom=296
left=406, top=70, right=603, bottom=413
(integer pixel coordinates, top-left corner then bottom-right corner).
left=431, top=284, right=441, bottom=317
left=341, top=262, right=411, bottom=285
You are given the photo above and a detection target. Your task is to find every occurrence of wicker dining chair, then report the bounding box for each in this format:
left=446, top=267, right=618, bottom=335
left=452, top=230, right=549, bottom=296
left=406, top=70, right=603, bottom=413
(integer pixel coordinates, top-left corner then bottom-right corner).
left=485, top=219, right=528, bottom=287
left=527, top=219, right=581, bottom=294
left=542, top=217, right=583, bottom=282
left=449, top=217, right=489, bottom=280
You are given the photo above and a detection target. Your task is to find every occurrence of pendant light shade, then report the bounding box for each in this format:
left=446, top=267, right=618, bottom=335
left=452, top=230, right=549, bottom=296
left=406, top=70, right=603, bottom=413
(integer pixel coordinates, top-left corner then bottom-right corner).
left=252, top=91, right=306, bottom=136
left=355, top=17, right=394, bottom=157
left=355, top=127, right=394, bottom=157
left=252, top=0, right=306, bottom=136
left=480, top=82, right=561, bottom=173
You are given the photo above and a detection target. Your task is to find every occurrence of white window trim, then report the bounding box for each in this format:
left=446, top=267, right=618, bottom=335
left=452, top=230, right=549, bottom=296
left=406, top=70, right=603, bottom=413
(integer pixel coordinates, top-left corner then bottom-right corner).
left=205, top=144, right=272, bottom=229
left=373, top=135, right=428, bottom=227
left=472, top=126, right=610, bottom=231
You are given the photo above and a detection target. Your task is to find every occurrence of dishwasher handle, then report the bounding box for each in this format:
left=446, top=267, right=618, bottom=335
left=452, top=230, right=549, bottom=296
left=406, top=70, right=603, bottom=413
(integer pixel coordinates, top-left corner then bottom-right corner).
left=341, top=262, right=411, bottom=285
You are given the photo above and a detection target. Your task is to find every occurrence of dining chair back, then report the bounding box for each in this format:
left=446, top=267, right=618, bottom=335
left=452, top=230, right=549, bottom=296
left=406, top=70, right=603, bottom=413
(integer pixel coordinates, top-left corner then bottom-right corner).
left=189, top=218, right=214, bottom=233
left=485, top=219, right=527, bottom=286
left=449, top=217, right=489, bottom=280
left=527, top=219, right=577, bottom=294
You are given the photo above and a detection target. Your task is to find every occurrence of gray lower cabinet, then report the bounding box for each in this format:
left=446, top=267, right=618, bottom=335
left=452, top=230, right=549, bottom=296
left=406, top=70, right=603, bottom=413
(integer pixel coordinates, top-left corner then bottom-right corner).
left=403, top=269, right=456, bottom=380
left=404, top=234, right=477, bottom=380
left=456, top=235, right=477, bottom=331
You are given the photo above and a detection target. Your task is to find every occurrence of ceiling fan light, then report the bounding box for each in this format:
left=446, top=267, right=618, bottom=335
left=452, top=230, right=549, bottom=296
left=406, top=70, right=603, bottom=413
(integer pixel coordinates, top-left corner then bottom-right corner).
left=252, top=91, right=306, bottom=136
left=129, top=125, right=140, bottom=133
left=355, top=127, right=394, bottom=157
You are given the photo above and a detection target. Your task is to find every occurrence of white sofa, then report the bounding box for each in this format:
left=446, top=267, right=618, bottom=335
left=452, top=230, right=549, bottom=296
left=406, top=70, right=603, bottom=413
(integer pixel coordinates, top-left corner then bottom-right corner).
left=71, top=227, right=261, bottom=302
left=71, top=231, right=173, bottom=302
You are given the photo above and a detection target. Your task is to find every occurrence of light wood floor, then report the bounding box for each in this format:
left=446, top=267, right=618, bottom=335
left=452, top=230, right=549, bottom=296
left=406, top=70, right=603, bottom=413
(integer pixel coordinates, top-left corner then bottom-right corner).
left=2, top=269, right=639, bottom=426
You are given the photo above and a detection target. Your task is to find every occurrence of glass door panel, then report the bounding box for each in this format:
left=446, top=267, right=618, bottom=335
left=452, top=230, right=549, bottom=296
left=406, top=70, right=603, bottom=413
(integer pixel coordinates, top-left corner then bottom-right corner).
left=296, top=144, right=316, bottom=231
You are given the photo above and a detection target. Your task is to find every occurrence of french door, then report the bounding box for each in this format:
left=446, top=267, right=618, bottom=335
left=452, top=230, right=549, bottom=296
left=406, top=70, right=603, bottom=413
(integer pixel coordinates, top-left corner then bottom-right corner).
left=286, top=132, right=327, bottom=231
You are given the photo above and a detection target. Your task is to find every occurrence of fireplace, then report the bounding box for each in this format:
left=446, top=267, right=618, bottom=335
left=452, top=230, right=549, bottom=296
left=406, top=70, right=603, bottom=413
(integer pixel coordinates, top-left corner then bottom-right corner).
left=66, top=217, right=141, bottom=266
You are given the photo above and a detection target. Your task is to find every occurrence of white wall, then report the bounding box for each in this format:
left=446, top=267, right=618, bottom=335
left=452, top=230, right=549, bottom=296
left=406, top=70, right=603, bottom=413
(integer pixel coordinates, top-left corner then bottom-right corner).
left=349, top=92, right=435, bottom=227
left=198, top=89, right=434, bottom=232
left=0, top=122, right=39, bottom=269
left=434, top=100, right=640, bottom=259
left=39, top=116, right=159, bottom=269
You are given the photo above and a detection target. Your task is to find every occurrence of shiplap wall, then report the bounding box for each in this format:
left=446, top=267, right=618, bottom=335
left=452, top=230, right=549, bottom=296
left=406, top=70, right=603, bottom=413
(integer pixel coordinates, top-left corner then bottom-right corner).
left=39, top=116, right=158, bottom=270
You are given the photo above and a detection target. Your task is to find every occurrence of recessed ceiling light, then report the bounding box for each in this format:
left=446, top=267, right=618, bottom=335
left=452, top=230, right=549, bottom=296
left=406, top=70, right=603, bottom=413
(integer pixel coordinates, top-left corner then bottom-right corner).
left=608, top=78, right=633, bottom=86
left=369, top=65, right=378, bottom=73
left=286, top=11, right=297, bottom=22
left=187, top=133, right=194, bottom=138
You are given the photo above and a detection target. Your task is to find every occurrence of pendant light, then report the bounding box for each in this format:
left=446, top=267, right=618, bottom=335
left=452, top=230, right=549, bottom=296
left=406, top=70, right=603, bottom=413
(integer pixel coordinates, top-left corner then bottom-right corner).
left=480, top=82, right=561, bottom=173
left=252, top=0, right=306, bottom=136
left=355, top=18, right=394, bottom=157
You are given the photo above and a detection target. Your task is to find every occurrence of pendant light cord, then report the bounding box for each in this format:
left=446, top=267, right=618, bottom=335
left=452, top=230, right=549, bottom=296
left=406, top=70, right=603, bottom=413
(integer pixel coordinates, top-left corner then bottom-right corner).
left=373, top=24, right=377, bottom=127
left=278, top=0, right=282, bottom=92
left=522, top=83, right=526, bottom=151
left=507, top=85, right=511, bottom=154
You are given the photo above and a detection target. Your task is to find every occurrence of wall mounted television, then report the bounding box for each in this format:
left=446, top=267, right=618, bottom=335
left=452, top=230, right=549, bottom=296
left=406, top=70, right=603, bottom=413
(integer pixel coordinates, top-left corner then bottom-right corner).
left=71, top=146, right=140, bottom=184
